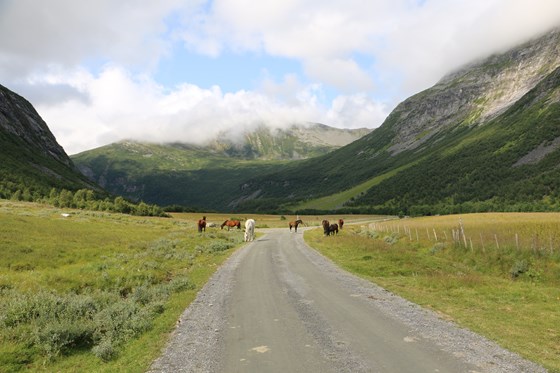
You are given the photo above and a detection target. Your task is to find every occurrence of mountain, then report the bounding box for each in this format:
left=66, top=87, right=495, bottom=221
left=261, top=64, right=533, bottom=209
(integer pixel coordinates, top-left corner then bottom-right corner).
left=0, top=84, right=100, bottom=199
left=71, top=124, right=370, bottom=209
left=209, top=123, right=371, bottom=159
left=233, top=28, right=560, bottom=214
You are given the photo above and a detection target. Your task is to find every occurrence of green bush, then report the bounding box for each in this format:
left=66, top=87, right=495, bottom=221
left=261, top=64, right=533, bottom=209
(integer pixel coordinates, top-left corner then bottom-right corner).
left=430, top=242, right=447, bottom=255
left=510, top=259, right=529, bottom=278
left=383, top=233, right=399, bottom=245
left=1, top=272, right=196, bottom=362
left=92, top=338, right=116, bottom=361
left=206, top=241, right=233, bottom=253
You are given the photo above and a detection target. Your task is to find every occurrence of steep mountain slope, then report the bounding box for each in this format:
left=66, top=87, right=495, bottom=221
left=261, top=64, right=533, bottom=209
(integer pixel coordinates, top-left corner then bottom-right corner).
left=234, top=28, right=560, bottom=214
left=72, top=124, right=369, bottom=208
left=0, top=84, right=99, bottom=198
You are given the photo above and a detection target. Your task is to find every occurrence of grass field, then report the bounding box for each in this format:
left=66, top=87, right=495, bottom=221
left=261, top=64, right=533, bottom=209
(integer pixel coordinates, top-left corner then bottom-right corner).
left=0, top=202, right=375, bottom=372
left=304, top=213, right=560, bottom=372
left=0, top=201, right=252, bottom=372
left=3, top=204, right=559, bottom=372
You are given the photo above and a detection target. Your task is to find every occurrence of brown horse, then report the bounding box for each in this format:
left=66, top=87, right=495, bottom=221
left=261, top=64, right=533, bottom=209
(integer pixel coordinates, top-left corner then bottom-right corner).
left=327, top=223, right=339, bottom=236
left=221, top=219, right=241, bottom=230
left=197, top=216, right=207, bottom=232
left=338, top=218, right=344, bottom=229
left=322, top=220, right=330, bottom=236
left=289, top=219, right=304, bottom=232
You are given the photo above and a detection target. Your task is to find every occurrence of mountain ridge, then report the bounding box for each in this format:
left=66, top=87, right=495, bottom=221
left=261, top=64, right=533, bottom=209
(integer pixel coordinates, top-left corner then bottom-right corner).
left=232, top=27, right=560, bottom=214
left=0, top=83, right=100, bottom=198
left=71, top=123, right=371, bottom=208
left=5, top=28, right=560, bottom=215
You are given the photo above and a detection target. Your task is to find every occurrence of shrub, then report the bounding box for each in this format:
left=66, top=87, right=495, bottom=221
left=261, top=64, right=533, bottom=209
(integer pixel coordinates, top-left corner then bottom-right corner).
left=510, top=259, right=529, bottom=279
left=430, top=242, right=447, bottom=255
left=92, top=338, right=116, bottom=361
left=168, top=276, right=196, bottom=292
left=33, top=319, right=93, bottom=360
left=206, top=241, right=233, bottom=253
left=383, top=233, right=399, bottom=245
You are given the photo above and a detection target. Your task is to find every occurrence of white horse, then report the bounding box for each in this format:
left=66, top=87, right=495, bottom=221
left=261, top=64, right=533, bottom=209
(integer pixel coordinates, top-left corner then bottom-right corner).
left=244, top=219, right=256, bottom=242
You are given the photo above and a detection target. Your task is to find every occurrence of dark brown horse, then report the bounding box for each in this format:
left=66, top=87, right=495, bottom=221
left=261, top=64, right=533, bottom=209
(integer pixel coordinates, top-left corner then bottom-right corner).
left=322, top=220, right=330, bottom=236
left=221, top=220, right=241, bottom=230
left=338, top=218, right=344, bottom=229
left=289, top=219, right=304, bottom=232
left=197, top=216, right=207, bottom=232
left=327, top=223, right=339, bottom=236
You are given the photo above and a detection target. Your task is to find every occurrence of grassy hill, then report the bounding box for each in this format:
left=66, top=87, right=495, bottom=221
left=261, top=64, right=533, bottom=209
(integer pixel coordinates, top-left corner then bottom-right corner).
left=72, top=141, right=291, bottom=210
left=72, top=29, right=560, bottom=215
left=234, top=29, right=560, bottom=214
left=71, top=124, right=368, bottom=210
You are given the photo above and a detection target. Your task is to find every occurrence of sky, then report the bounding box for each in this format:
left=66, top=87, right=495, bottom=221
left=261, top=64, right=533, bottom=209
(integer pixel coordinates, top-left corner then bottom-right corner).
left=1, top=0, right=560, bottom=155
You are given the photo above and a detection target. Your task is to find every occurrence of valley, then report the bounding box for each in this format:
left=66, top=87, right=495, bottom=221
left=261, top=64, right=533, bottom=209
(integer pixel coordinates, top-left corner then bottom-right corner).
left=1, top=17, right=560, bottom=373
left=0, top=201, right=557, bottom=371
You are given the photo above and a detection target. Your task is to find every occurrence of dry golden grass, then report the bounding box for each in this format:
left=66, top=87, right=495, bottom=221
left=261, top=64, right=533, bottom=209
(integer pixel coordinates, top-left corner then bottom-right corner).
left=306, top=212, right=560, bottom=372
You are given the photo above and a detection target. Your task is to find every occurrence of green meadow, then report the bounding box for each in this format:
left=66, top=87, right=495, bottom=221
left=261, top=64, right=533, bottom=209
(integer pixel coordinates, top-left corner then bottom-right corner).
left=305, top=213, right=560, bottom=372
left=0, top=202, right=369, bottom=372
left=0, top=201, right=248, bottom=372
left=2, top=204, right=559, bottom=372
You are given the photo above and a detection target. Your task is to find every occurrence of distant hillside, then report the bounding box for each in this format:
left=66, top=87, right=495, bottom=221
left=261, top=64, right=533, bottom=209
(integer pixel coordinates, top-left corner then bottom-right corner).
left=72, top=124, right=369, bottom=208
left=209, top=123, right=371, bottom=159
left=73, top=29, right=560, bottom=215
left=0, top=84, right=100, bottom=199
left=233, top=28, right=560, bottom=214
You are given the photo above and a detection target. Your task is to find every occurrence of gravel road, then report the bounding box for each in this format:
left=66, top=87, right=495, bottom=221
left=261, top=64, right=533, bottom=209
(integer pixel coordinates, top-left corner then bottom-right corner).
left=149, top=228, right=546, bottom=373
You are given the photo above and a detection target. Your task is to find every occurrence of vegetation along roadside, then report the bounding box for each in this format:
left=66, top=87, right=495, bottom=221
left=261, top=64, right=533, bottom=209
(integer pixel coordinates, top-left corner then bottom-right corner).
left=304, top=212, right=560, bottom=372
left=0, top=201, right=247, bottom=372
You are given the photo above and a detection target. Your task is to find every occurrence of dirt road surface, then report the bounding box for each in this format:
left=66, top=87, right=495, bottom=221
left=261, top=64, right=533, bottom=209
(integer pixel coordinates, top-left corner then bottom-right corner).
left=149, top=228, right=545, bottom=373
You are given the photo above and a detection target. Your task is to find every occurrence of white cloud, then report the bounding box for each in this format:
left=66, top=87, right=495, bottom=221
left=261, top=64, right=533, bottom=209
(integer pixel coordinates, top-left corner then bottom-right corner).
left=32, top=65, right=386, bottom=154
left=327, top=94, right=388, bottom=129
left=179, top=0, right=560, bottom=96
left=2, top=0, right=560, bottom=154
left=373, top=0, right=560, bottom=95
left=0, top=0, right=184, bottom=77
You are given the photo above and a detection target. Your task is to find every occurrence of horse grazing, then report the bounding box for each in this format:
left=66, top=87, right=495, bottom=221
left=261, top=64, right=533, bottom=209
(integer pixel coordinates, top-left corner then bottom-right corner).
left=221, top=220, right=241, bottom=230
left=244, top=219, right=256, bottom=242
left=327, top=223, right=339, bottom=236
left=338, top=219, right=344, bottom=229
left=197, top=216, right=207, bottom=232
left=322, top=220, right=330, bottom=236
left=289, top=219, right=304, bottom=232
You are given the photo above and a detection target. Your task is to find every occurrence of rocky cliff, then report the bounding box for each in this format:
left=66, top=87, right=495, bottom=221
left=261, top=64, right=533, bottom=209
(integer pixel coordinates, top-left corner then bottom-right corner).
left=0, top=83, right=99, bottom=196
left=231, top=27, right=560, bottom=214
left=385, top=28, right=560, bottom=155
left=0, top=84, right=73, bottom=167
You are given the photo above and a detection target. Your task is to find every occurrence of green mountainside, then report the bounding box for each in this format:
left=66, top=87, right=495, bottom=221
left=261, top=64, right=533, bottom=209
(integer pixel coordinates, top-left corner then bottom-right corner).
left=71, top=124, right=369, bottom=209
left=0, top=84, right=100, bottom=199
left=209, top=123, right=371, bottom=159
left=72, top=141, right=287, bottom=210
left=32, top=28, right=560, bottom=215
left=233, top=28, right=560, bottom=214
